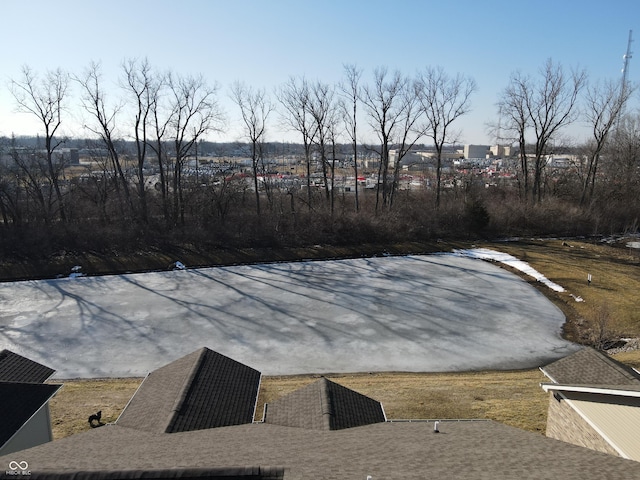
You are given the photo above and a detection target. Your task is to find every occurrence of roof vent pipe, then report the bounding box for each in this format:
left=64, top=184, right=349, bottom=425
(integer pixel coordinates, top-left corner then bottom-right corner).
left=434, top=421, right=440, bottom=433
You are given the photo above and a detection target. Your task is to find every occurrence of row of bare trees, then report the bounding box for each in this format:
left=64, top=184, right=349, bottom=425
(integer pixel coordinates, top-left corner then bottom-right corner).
left=274, top=66, right=476, bottom=214
left=494, top=59, right=636, bottom=205
left=2, top=60, right=479, bottom=224
left=5, top=60, right=224, bottom=227
left=0, top=57, right=638, bottom=249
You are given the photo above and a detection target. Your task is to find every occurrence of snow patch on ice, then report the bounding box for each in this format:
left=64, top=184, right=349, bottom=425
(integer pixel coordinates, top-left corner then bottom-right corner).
left=453, top=248, right=566, bottom=293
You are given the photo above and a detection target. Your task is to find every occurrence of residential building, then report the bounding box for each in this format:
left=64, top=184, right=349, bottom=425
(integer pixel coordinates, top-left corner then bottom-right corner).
left=540, top=347, right=640, bottom=461
left=0, top=350, right=61, bottom=456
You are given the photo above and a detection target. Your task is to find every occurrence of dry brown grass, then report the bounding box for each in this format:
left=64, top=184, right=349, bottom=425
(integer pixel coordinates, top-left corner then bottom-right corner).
left=47, top=378, right=142, bottom=439
left=256, top=369, right=550, bottom=433
left=49, top=369, right=550, bottom=440
left=610, top=349, right=640, bottom=369
left=49, top=352, right=639, bottom=441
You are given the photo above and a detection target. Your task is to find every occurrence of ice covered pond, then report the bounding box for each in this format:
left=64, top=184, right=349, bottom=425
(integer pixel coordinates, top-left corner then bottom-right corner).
left=0, top=252, right=579, bottom=378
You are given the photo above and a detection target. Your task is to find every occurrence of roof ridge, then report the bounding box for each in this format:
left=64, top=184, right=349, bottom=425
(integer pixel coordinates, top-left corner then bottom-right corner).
left=580, top=347, right=640, bottom=384
left=115, top=372, right=150, bottom=425
left=598, top=350, right=640, bottom=383
left=165, top=347, right=208, bottom=433
left=319, top=378, right=334, bottom=430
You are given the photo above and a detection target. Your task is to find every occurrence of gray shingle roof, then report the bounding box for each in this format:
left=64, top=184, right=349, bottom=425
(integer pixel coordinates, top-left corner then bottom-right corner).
left=116, top=347, right=261, bottom=434
left=264, top=377, right=386, bottom=430
left=4, top=420, right=640, bottom=479
left=540, top=347, right=640, bottom=385
left=0, top=382, right=61, bottom=447
left=0, top=349, right=55, bottom=383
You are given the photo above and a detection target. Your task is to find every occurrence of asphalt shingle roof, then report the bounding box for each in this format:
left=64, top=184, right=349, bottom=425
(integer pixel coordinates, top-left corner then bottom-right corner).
left=540, top=347, right=640, bottom=386
left=116, top=347, right=261, bottom=434
left=4, top=420, right=640, bottom=479
left=0, top=382, right=61, bottom=447
left=264, top=377, right=386, bottom=430
left=0, top=349, right=55, bottom=383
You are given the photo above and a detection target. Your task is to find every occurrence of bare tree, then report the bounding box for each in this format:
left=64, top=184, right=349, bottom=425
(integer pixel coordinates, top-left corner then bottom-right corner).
left=10, top=66, right=70, bottom=221
left=603, top=113, right=640, bottom=200
left=581, top=78, right=634, bottom=204
left=361, top=67, right=408, bottom=211
left=76, top=61, right=133, bottom=219
left=278, top=77, right=318, bottom=210
left=72, top=141, right=118, bottom=223
left=338, top=64, right=362, bottom=212
left=587, top=303, right=618, bottom=351
left=326, top=113, right=341, bottom=215
left=416, top=66, right=476, bottom=208
left=230, top=81, right=273, bottom=215
left=8, top=139, right=55, bottom=223
left=146, top=71, right=172, bottom=223
left=0, top=137, right=23, bottom=225
left=123, top=58, right=155, bottom=222
left=207, top=174, right=247, bottom=224
left=388, top=80, right=425, bottom=208
left=495, top=71, right=531, bottom=199
left=527, top=59, right=586, bottom=203
left=166, top=73, right=224, bottom=225
left=308, top=80, right=337, bottom=204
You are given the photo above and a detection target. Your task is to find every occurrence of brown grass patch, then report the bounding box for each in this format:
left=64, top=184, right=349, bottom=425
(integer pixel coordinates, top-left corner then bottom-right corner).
left=611, top=349, right=640, bottom=369
left=47, top=378, right=142, bottom=439
left=256, top=369, right=550, bottom=433
left=49, top=369, right=550, bottom=440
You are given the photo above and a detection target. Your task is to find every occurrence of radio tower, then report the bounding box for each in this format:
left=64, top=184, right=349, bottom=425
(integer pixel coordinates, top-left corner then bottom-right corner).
left=614, top=29, right=634, bottom=132
left=621, top=30, right=633, bottom=95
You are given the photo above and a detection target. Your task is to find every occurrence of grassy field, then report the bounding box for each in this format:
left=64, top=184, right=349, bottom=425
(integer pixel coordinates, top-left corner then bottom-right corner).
left=45, top=238, right=640, bottom=440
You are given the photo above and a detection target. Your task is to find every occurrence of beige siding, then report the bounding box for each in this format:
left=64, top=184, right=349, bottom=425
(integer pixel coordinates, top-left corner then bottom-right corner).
left=545, top=393, right=620, bottom=457
left=565, top=391, right=640, bottom=461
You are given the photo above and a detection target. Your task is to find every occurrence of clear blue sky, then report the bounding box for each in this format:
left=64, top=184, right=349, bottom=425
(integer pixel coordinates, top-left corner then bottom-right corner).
left=0, top=0, right=638, bottom=145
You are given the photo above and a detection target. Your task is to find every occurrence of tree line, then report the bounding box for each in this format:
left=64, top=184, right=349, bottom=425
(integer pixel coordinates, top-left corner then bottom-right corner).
left=0, top=58, right=639, bottom=259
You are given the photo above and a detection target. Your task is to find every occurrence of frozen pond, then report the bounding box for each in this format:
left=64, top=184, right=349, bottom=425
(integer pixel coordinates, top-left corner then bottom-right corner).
left=0, top=253, right=579, bottom=378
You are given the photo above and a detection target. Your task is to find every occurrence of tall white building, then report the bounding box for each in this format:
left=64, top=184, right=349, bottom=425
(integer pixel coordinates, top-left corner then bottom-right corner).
left=464, top=144, right=490, bottom=159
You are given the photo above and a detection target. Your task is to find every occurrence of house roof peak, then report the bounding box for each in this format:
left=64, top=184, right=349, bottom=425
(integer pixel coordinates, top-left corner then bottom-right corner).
left=117, top=347, right=261, bottom=434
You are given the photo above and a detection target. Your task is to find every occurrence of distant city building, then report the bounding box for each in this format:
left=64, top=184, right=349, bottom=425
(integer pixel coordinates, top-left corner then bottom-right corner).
left=415, top=150, right=462, bottom=161
left=463, top=144, right=490, bottom=160
left=67, top=148, right=80, bottom=165
left=0, top=147, right=79, bottom=167
left=490, top=145, right=512, bottom=157
left=545, top=155, right=579, bottom=169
